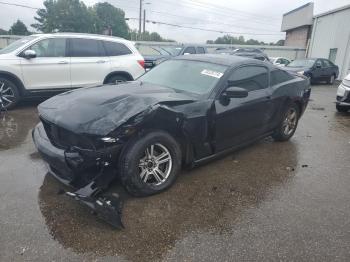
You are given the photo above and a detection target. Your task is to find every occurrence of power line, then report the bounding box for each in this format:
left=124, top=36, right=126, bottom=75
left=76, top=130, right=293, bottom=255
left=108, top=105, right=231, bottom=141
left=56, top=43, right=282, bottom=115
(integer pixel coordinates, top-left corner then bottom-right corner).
left=110, top=1, right=281, bottom=33
left=0, top=1, right=39, bottom=10
left=127, top=17, right=284, bottom=36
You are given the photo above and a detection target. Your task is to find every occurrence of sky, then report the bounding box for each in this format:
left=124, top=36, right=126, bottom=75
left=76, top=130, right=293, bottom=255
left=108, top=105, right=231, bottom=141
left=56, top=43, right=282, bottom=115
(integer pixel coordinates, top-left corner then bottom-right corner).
left=0, top=0, right=349, bottom=43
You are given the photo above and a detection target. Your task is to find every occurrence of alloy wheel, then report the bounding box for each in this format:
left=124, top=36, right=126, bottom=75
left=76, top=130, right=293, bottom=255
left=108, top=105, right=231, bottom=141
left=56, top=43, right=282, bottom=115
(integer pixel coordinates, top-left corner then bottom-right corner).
left=0, top=81, right=15, bottom=109
left=282, top=108, right=297, bottom=136
left=138, top=143, right=173, bottom=186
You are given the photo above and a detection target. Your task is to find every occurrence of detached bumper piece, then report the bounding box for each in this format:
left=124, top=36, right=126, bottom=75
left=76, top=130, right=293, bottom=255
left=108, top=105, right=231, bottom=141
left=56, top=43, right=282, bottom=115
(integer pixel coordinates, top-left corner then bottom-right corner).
left=32, top=123, right=124, bottom=229
left=65, top=181, right=124, bottom=229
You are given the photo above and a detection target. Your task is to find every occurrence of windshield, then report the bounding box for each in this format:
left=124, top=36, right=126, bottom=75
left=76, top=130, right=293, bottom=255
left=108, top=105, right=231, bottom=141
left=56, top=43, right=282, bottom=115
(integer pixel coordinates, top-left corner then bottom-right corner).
left=139, top=60, right=227, bottom=95
left=287, top=59, right=315, bottom=68
left=0, top=36, right=38, bottom=54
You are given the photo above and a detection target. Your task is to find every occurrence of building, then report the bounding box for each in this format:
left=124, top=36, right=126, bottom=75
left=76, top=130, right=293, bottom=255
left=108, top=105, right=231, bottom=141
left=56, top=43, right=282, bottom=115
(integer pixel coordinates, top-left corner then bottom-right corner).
left=282, top=3, right=350, bottom=79
left=281, top=3, right=314, bottom=48
left=308, top=4, right=350, bottom=79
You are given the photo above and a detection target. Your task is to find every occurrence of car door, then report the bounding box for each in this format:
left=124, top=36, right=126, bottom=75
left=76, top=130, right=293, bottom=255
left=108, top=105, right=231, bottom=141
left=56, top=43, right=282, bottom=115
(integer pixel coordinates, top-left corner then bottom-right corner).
left=69, top=38, right=111, bottom=88
left=20, top=37, right=70, bottom=90
left=214, top=65, right=274, bottom=152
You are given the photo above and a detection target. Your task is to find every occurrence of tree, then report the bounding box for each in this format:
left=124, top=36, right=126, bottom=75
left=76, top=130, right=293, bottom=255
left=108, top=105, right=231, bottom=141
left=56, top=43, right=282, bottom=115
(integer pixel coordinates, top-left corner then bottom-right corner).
left=93, top=2, right=129, bottom=38
left=0, top=28, right=8, bottom=35
left=9, top=20, right=28, bottom=35
left=32, top=0, right=95, bottom=33
left=275, top=39, right=285, bottom=46
left=207, top=35, right=267, bottom=45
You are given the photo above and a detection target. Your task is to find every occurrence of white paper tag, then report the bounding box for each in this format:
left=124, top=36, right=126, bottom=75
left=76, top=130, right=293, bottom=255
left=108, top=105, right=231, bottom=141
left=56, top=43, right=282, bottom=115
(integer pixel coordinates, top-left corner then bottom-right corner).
left=201, top=69, right=223, bottom=79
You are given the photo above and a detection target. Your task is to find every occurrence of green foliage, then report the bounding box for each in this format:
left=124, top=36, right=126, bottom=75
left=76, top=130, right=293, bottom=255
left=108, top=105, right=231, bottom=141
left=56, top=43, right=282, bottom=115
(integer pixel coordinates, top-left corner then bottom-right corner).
left=9, top=20, right=29, bottom=35
left=0, top=28, right=8, bottom=35
left=93, top=2, right=129, bottom=38
left=32, top=0, right=96, bottom=33
left=129, top=29, right=174, bottom=42
left=207, top=34, right=283, bottom=46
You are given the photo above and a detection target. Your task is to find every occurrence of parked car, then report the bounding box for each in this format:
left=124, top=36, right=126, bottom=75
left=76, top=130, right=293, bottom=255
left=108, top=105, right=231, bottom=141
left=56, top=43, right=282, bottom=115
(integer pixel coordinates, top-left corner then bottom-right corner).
left=233, top=48, right=264, bottom=54
left=33, top=54, right=311, bottom=227
left=270, top=57, right=291, bottom=67
left=285, top=58, right=338, bottom=84
left=336, top=73, right=350, bottom=112
left=0, top=33, right=145, bottom=110
left=216, top=49, right=270, bottom=62
left=139, top=44, right=207, bottom=70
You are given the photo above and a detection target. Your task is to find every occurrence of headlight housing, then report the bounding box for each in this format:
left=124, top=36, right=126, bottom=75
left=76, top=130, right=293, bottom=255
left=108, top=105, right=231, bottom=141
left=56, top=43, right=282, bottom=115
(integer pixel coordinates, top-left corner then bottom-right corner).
left=297, top=71, right=305, bottom=75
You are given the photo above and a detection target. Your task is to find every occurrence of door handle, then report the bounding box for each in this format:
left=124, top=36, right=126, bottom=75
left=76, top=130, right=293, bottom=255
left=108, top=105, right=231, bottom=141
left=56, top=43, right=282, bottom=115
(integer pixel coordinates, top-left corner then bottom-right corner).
left=58, top=61, right=68, bottom=64
left=96, top=60, right=106, bottom=63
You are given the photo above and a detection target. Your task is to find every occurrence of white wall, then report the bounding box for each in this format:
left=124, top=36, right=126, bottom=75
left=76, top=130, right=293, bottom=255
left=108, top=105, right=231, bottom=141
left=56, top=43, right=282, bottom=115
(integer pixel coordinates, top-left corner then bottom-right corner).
left=308, top=7, right=350, bottom=79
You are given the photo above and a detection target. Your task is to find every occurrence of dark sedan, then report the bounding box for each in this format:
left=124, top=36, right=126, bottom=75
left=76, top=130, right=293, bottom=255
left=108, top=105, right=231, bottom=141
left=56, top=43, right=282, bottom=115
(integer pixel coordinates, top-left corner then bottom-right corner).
left=32, top=55, right=311, bottom=227
left=285, top=58, right=339, bottom=84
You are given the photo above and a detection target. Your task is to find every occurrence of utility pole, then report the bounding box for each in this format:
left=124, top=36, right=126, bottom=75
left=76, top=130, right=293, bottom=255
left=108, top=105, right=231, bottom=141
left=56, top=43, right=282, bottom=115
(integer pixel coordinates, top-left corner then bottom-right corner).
left=139, top=0, right=142, bottom=36
left=143, top=9, right=146, bottom=34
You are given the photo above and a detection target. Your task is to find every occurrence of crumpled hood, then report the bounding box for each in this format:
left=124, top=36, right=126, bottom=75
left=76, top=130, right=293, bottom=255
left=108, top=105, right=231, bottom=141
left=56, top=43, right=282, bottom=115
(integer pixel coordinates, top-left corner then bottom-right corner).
left=38, top=82, right=196, bottom=136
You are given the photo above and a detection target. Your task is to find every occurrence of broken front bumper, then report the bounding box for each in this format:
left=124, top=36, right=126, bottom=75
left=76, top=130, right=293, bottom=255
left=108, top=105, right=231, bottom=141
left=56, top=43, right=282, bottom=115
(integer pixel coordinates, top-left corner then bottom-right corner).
left=32, top=123, right=124, bottom=228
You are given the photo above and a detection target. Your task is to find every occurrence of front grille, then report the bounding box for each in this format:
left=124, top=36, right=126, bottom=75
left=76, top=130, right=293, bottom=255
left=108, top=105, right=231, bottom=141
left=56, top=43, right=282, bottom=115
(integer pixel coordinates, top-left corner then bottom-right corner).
left=40, top=118, right=94, bottom=150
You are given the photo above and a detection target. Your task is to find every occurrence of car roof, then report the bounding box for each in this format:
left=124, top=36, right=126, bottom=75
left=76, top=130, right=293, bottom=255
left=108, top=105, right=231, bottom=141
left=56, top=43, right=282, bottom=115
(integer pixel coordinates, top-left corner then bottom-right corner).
left=174, top=54, right=271, bottom=68
left=31, top=33, right=130, bottom=43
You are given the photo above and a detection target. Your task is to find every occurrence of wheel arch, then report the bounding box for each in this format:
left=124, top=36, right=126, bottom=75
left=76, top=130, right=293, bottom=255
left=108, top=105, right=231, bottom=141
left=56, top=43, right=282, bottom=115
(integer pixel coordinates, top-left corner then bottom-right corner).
left=103, top=71, right=134, bottom=84
left=0, top=71, right=26, bottom=96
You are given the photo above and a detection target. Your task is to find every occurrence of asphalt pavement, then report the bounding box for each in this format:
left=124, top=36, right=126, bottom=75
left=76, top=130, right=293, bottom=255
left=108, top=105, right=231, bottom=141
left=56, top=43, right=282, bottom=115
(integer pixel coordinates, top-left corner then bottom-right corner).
left=1, top=84, right=350, bottom=262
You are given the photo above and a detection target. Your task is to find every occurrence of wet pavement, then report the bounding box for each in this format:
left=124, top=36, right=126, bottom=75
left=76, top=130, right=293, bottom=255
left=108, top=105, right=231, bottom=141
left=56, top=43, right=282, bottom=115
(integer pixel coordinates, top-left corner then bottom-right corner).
left=1, top=84, right=350, bottom=261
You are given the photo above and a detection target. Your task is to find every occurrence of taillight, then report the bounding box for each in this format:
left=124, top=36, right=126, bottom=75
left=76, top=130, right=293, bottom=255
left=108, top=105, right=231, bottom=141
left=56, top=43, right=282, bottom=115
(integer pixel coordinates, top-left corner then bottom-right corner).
left=138, top=60, right=145, bottom=68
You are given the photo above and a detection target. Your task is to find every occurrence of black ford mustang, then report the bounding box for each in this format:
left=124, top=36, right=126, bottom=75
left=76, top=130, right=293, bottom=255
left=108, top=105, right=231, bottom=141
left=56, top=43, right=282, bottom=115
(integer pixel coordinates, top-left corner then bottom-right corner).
left=33, top=55, right=311, bottom=227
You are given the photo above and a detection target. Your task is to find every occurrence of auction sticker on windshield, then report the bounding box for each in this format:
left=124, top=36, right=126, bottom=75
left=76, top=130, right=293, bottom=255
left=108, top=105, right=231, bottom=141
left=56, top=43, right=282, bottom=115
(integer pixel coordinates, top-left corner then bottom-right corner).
left=201, top=69, right=224, bottom=79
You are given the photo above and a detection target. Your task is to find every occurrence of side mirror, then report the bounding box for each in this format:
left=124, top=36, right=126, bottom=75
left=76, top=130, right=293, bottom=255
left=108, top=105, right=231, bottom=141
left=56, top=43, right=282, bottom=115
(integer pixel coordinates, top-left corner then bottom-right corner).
left=23, top=50, right=36, bottom=59
left=222, top=86, right=248, bottom=99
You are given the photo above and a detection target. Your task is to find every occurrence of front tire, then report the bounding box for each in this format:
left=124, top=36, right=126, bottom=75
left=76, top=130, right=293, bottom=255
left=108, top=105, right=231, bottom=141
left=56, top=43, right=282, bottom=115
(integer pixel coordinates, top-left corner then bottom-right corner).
left=118, top=130, right=182, bottom=197
left=0, top=77, right=20, bottom=110
left=328, top=74, right=335, bottom=85
left=272, top=103, right=300, bottom=142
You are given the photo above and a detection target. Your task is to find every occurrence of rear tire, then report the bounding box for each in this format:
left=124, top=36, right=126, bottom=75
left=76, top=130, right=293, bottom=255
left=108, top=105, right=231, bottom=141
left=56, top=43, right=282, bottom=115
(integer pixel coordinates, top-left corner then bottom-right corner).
left=272, top=103, right=300, bottom=142
left=0, top=77, right=20, bottom=110
left=336, top=105, right=349, bottom=112
left=106, top=75, right=129, bottom=85
left=118, top=130, right=182, bottom=197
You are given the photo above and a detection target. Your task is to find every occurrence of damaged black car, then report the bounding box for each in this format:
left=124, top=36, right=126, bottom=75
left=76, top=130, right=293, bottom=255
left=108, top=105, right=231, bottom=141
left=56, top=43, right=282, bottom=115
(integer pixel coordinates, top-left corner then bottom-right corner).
left=33, top=54, right=311, bottom=227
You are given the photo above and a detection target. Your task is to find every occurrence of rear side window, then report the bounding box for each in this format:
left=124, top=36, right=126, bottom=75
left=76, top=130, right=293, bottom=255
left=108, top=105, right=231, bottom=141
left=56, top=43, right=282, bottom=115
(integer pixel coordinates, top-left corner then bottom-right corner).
left=70, top=38, right=104, bottom=57
left=270, top=69, right=294, bottom=86
left=104, top=41, right=132, bottom=56
left=197, top=47, right=205, bottom=54
left=183, top=47, right=196, bottom=54
left=229, top=66, right=268, bottom=92
left=322, top=59, right=332, bottom=67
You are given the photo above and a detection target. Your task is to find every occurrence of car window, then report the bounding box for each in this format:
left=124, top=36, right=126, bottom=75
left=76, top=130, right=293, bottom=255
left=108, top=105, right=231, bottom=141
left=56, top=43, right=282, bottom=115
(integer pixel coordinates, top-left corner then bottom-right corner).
left=276, top=58, right=282, bottom=64
left=322, top=59, right=332, bottom=67
left=0, top=36, right=38, bottom=54
left=197, top=47, right=205, bottom=54
left=104, top=41, right=132, bottom=56
left=70, top=38, right=104, bottom=57
left=29, top=38, right=66, bottom=57
left=228, top=66, right=268, bottom=92
left=183, top=47, right=196, bottom=54
left=270, top=69, right=294, bottom=86
left=282, top=59, right=290, bottom=65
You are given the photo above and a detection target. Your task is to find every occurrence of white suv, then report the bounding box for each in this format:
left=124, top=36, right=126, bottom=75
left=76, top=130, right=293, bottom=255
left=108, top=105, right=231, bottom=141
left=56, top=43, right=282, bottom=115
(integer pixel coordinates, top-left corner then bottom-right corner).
left=0, top=33, right=145, bottom=109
